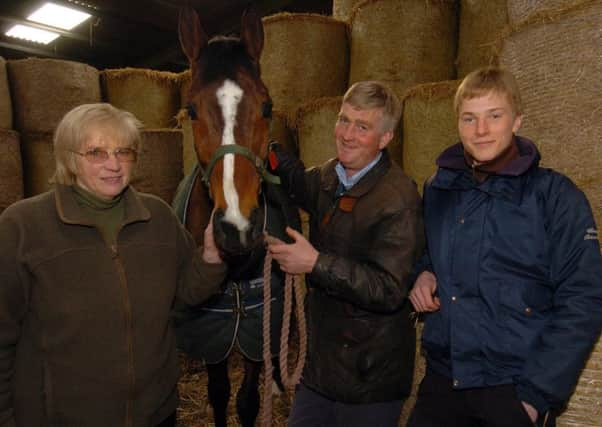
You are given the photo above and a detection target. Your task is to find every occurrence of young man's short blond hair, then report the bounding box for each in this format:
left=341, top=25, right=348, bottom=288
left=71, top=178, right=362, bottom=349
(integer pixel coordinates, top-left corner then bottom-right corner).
left=454, top=67, right=523, bottom=116
left=342, top=81, right=401, bottom=133
left=52, top=103, right=142, bottom=185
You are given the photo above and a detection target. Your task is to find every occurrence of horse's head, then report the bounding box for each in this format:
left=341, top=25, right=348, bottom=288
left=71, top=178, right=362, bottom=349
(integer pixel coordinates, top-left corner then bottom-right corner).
left=179, top=5, right=274, bottom=256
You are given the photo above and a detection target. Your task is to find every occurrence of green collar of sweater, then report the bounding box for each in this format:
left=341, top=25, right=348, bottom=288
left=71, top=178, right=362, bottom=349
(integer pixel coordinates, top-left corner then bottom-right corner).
left=71, top=185, right=125, bottom=245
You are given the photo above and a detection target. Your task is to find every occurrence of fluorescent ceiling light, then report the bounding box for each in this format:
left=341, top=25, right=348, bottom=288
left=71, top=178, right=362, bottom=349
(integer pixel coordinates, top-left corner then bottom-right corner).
left=28, top=2, right=92, bottom=30
left=5, top=24, right=60, bottom=44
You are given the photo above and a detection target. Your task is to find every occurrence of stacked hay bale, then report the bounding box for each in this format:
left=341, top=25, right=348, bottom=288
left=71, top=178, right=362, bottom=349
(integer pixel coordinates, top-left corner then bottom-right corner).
left=101, top=68, right=180, bottom=128
left=456, top=0, right=508, bottom=77
left=7, top=58, right=101, bottom=196
left=498, top=2, right=602, bottom=425
left=102, top=68, right=184, bottom=203
left=0, top=130, right=23, bottom=213
left=270, top=110, right=298, bottom=157
left=507, top=0, right=592, bottom=24
left=19, top=133, right=57, bottom=197
left=261, top=13, right=349, bottom=123
left=0, top=57, right=12, bottom=130
left=402, top=80, right=460, bottom=193
left=177, top=70, right=197, bottom=177
left=131, top=130, right=183, bottom=203
left=295, top=97, right=340, bottom=168
left=0, top=57, right=23, bottom=213
left=348, top=0, right=458, bottom=98
left=332, top=0, right=363, bottom=21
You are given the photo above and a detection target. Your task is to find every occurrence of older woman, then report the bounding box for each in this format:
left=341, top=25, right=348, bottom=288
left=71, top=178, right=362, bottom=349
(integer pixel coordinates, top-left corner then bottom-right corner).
left=0, top=103, right=225, bottom=427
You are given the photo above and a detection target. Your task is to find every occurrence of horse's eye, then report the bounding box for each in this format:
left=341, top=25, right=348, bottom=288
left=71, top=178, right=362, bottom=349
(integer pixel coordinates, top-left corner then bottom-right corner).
left=262, top=101, right=272, bottom=119
left=186, top=103, right=198, bottom=120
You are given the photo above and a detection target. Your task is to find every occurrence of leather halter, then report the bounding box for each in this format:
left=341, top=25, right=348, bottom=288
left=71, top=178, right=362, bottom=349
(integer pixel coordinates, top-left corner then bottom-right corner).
left=202, top=144, right=281, bottom=186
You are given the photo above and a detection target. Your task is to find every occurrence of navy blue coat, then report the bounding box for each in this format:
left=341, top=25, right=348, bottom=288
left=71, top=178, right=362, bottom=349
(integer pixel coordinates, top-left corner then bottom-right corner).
left=417, top=136, right=602, bottom=415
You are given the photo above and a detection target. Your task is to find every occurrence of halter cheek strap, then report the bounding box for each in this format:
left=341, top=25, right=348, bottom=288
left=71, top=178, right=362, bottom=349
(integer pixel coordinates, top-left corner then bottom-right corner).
left=202, top=144, right=281, bottom=186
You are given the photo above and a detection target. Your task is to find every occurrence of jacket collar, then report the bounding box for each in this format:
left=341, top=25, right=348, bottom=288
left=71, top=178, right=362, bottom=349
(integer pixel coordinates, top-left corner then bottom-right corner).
left=431, top=136, right=540, bottom=204
left=436, top=135, right=539, bottom=175
left=55, top=184, right=151, bottom=226
left=322, top=149, right=392, bottom=198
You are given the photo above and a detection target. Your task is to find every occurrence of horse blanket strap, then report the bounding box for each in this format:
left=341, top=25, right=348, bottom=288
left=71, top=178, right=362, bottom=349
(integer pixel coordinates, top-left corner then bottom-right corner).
left=203, top=144, right=281, bottom=185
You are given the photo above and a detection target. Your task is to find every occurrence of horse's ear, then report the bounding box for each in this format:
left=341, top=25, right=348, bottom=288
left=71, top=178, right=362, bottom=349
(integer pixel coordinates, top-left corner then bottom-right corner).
left=240, top=6, right=264, bottom=62
left=178, top=3, right=208, bottom=63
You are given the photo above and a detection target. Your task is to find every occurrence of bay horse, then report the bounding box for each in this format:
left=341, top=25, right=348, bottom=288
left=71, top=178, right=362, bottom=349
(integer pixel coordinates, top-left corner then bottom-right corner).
left=171, top=4, right=300, bottom=427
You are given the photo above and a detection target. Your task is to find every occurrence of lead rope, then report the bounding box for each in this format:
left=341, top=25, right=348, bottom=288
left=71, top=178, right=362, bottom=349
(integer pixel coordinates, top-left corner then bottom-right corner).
left=260, top=250, right=307, bottom=426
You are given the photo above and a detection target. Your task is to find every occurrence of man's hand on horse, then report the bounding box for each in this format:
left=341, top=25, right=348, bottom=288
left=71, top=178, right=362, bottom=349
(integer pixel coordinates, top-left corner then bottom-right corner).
left=267, top=227, right=318, bottom=275
left=202, top=213, right=223, bottom=264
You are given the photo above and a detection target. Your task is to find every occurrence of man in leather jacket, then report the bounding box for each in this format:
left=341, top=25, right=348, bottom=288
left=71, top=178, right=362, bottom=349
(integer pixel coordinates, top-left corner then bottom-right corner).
left=267, top=81, right=424, bottom=427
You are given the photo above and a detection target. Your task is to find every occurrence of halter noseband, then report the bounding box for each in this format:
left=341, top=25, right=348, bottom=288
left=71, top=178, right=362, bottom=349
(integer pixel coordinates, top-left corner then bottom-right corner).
left=202, top=144, right=281, bottom=186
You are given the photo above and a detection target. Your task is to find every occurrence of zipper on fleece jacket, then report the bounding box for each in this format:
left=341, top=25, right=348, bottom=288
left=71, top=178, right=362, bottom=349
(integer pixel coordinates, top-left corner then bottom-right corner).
left=111, top=243, right=135, bottom=427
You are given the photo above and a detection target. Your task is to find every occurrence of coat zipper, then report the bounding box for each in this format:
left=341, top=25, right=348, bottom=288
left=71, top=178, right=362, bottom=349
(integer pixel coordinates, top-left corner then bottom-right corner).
left=111, top=243, right=135, bottom=427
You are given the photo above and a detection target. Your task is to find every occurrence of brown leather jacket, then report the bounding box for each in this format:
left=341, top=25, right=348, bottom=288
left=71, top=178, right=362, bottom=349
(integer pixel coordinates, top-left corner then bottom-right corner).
left=276, top=150, right=424, bottom=403
left=0, top=185, right=225, bottom=427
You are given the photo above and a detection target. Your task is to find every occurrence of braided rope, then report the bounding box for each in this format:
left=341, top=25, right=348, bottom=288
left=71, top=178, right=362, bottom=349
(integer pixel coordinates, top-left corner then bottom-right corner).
left=261, top=251, right=274, bottom=427
left=279, top=272, right=307, bottom=389
left=261, top=250, right=307, bottom=426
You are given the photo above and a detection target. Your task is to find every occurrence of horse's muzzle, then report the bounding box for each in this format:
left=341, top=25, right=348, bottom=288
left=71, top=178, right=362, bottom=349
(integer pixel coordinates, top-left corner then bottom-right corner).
left=213, top=207, right=264, bottom=257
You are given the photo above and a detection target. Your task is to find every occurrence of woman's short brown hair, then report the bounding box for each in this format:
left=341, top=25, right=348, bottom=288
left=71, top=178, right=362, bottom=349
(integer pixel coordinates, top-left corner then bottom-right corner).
left=454, top=67, right=523, bottom=116
left=52, top=103, right=142, bottom=185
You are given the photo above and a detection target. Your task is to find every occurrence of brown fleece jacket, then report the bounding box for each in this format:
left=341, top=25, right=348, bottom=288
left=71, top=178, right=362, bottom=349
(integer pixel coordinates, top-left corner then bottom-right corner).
left=0, top=184, right=226, bottom=427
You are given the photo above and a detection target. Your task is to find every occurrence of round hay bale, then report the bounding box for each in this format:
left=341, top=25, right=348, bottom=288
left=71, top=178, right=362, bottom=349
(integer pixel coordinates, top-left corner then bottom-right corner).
left=0, top=130, right=23, bottom=212
left=0, top=57, right=13, bottom=130
left=498, top=1, right=602, bottom=194
left=400, top=322, right=426, bottom=426
left=270, top=110, right=298, bottom=157
left=333, top=0, right=363, bottom=21
left=349, top=0, right=458, bottom=97
left=20, top=132, right=55, bottom=197
left=176, top=71, right=197, bottom=177
left=559, top=334, right=602, bottom=426
left=261, top=13, right=349, bottom=123
left=101, top=68, right=181, bottom=128
left=177, top=115, right=197, bottom=178
left=507, top=0, right=593, bottom=25
left=131, top=129, right=183, bottom=204
left=295, top=97, right=340, bottom=168
left=402, top=80, right=460, bottom=193
left=178, top=70, right=191, bottom=108
left=456, top=0, right=508, bottom=77
left=7, top=58, right=101, bottom=134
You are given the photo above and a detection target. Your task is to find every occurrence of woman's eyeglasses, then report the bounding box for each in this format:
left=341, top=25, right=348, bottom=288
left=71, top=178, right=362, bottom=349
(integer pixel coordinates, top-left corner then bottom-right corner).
left=71, top=148, right=137, bottom=164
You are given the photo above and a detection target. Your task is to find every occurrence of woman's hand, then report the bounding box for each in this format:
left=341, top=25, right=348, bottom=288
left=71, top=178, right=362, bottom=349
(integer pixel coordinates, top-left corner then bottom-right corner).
left=202, top=214, right=222, bottom=264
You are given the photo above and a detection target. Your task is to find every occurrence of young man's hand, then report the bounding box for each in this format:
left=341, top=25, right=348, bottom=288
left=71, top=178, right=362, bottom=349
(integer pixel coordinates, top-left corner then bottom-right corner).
left=409, top=271, right=441, bottom=312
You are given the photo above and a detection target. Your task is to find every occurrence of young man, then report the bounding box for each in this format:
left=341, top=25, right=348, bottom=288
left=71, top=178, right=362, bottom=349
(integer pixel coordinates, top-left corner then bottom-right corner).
left=267, top=81, right=424, bottom=426
left=408, top=67, right=602, bottom=427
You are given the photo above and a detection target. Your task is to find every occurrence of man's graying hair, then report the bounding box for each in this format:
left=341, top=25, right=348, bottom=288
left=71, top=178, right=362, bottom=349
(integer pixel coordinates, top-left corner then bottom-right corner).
left=342, top=81, right=401, bottom=133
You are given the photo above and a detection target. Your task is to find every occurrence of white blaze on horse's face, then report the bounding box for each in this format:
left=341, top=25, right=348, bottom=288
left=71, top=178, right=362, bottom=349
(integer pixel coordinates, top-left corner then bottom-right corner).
left=216, top=79, right=250, bottom=235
